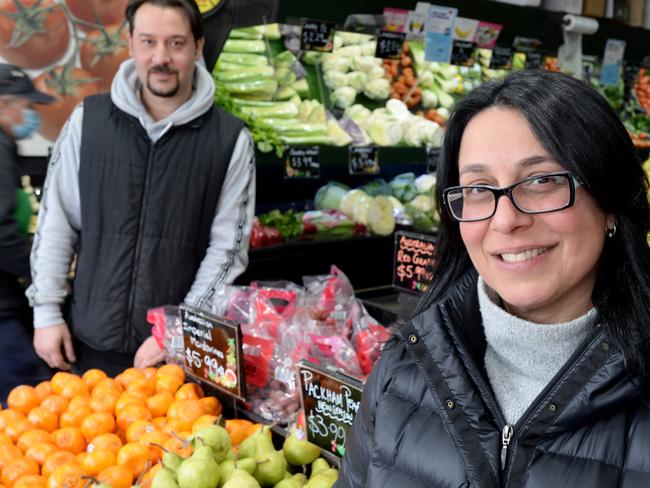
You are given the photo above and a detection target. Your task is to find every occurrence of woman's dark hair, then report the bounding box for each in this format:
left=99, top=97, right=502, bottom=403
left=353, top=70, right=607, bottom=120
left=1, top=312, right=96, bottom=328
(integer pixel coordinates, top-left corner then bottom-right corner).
left=125, top=0, right=204, bottom=41
left=419, top=69, right=650, bottom=393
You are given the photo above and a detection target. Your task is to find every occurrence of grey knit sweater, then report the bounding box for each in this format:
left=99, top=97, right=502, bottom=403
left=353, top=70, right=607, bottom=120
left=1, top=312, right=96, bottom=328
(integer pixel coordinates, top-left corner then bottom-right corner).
left=477, top=277, right=596, bottom=425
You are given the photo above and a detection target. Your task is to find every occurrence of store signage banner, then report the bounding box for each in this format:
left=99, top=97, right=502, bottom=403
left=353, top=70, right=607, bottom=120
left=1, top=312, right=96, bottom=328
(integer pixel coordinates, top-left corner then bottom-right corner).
left=383, top=7, right=409, bottom=32
left=424, top=4, right=458, bottom=63
left=349, top=146, right=380, bottom=175
left=298, top=361, right=363, bottom=458
left=600, top=39, right=626, bottom=86
left=180, top=305, right=245, bottom=400
left=393, top=230, right=436, bottom=294
left=474, top=21, right=503, bottom=49
left=452, top=17, right=479, bottom=41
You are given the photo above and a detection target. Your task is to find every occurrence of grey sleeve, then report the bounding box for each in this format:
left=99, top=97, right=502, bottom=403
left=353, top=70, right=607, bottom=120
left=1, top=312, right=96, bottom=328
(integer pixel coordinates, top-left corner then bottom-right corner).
left=26, top=104, right=83, bottom=328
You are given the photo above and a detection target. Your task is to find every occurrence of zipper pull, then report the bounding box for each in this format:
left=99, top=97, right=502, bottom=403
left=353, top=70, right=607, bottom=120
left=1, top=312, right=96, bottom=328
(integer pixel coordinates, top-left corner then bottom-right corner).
left=501, top=424, right=513, bottom=470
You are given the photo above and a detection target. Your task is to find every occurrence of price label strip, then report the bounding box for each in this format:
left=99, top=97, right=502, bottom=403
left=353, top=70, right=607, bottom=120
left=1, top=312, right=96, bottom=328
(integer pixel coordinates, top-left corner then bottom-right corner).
left=393, top=230, right=436, bottom=295
left=451, top=40, right=475, bottom=67
left=375, top=30, right=406, bottom=60
left=180, top=305, right=245, bottom=400
left=348, top=146, right=380, bottom=175
left=300, top=19, right=336, bottom=52
left=489, top=46, right=512, bottom=70
left=298, top=361, right=363, bottom=458
left=284, top=146, right=320, bottom=179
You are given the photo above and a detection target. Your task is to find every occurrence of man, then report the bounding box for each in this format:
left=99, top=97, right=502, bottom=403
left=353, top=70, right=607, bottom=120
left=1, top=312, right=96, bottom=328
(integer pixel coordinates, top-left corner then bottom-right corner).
left=28, top=0, right=255, bottom=376
left=0, top=64, right=54, bottom=400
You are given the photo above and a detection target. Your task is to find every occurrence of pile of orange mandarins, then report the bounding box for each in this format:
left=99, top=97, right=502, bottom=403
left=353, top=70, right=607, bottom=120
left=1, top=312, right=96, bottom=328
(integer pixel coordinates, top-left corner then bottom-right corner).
left=0, top=365, right=261, bottom=488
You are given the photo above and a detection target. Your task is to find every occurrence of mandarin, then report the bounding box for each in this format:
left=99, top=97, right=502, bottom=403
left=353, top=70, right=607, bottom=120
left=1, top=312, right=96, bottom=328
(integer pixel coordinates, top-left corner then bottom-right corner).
left=5, top=419, right=34, bottom=443
left=116, top=443, right=153, bottom=479
left=145, top=392, right=173, bottom=418
left=125, top=420, right=155, bottom=443
left=156, top=364, right=185, bottom=382
left=166, top=399, right=204, bottom=432
left=137, top=462, right=161, bottom=488
left=114, top=393, right=146, bottom=416
left=24, top=443, right=57, bottom=466
left=154, top=375, right=182, bottom=395
left=59, top=407, right=92, bottom=429
left=80, top=449, right=115, bottom=476
left=13, top=474, right=46, bottom=488
left=151, top=417, right=167, bottom=430
left=0, top=444, right=23, bottom=471
left=0, top=458, right=39, bottom=487
left=191, top=415, right=217, bottom=434
left=116, top=405, right=151, bottom=433
left=51, top=427, right=86, bottom=454
left=51, top=373, right=88, bottom=399
left=16, top=429, right=52, bottom=452
left=95, top=464, right=132, bottom=488
left=7, top=387, right=40, bottom=415
left=91, top=378, right=123, bottom=396
left=126, top=378, right=155, bottom=397
left=142, top=368, right=157, bottom=380
left=162, top=436, right=192, bottom=457
left=174, top=383, right=203, bottom=401
left=81, top=370, right=107, bottom=391
left=66, top=396, right=91, bottom=412
left=39, top=396, right=68, bottom=417
left=198, top=397, right=222, bottom=416
left=79, top=412, right=115, bottom=441
left=88, top=390, right=120, bottom=415
left=26, top=408, right=58, bottom=433
left=34, top=382, right=52, bottom=402
left=115, top=369, right=145, bottom=389
left=40, top=451, right=76, bottom=478
left=87, top=433, right=122, bottom=455
left=0, top=409, right=25, bottom=431
left=45, top=462, right=84, bottom=488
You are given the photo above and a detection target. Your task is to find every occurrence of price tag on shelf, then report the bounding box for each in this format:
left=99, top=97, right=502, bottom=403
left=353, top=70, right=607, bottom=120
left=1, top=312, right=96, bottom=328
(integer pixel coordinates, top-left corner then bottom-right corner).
left=298, top=361, right=363, bottom=458
left=284, top=146, right=320, bottom=179
left=489, top=46, right=512, bottom=70
left=600, top=39, right=626, bottom=86
left=524, top=51, right=543, bottom=69
left=375, top=30, right=406, bottom=59
left=393, top=230, right=436, bottom=295
left=424, top=5, right=458, bottom=63
left=300, top=19, right=335, bottom=52
left=348, top=146, right=380, bottom=175
left=451, top=40, right=475, bottom=67
left=426, top=146, right=441, bottom=173
left=180, top=305, right=245, bottom=400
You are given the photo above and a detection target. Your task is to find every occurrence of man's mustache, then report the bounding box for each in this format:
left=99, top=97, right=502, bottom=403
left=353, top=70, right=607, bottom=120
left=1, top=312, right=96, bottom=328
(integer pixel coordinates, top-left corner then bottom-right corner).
left=148, top=65, right=178, bottom=75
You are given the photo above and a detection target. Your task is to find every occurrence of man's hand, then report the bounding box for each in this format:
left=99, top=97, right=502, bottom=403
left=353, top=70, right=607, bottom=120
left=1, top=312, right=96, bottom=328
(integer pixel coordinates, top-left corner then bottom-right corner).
left=33, top=324, right=76, bottom=370
left=134, top=335, right=165, bottom=369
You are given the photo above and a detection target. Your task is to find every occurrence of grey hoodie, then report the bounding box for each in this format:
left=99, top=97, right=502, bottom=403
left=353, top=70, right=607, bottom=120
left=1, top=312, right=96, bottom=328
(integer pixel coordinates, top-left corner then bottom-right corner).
left=27, top=59, right=256, bottom=329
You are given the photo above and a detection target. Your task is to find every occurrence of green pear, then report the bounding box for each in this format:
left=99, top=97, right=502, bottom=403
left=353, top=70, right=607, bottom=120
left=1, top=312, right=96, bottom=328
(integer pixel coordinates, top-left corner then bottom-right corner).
left=274, top=473, right=307, bottom=488
left=223, top=468, right=261, bottom=488
left=176, top=449, right=221, bottom=488
left=151, top=467, right=180, bottom=488
left=162, top=451, right=185, bottom=473
left=283, top=428, right=321, bottom=466
left=193, top=425, right=232, bottom=463
left=239, top=426, right=273, bottom=459
left=254, top=450, right=288, bottom=486
left=219, top=458, right=257, bottom=486
left=303, top=469, right=338, bottom=488
left=309, top=458, right=329, bottom=478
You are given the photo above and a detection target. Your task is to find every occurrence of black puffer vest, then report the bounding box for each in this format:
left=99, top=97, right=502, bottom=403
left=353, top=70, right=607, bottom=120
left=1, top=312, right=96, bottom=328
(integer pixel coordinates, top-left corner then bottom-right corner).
left=71, top=94, right=243, bottom=353
left=337, top=271, right=650, bottom=487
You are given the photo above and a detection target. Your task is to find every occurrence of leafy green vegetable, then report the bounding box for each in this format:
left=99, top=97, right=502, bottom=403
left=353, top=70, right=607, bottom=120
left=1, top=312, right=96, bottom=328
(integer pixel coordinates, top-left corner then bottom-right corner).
left=258, top=210, right=304, bottom=240
left=222, top=39, right=266, bottom=53
left=360, top=179, right=392, bottom=197
left=314, top=182, right=351, bottom=210
left=217, top=53, right=269, bottom=66
left=389, top=173, right=418, bottom=202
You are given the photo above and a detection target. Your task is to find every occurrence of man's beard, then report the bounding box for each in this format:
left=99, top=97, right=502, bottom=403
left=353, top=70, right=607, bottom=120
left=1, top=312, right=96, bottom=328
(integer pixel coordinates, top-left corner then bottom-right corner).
left=146, top=65, right=180, bottom=97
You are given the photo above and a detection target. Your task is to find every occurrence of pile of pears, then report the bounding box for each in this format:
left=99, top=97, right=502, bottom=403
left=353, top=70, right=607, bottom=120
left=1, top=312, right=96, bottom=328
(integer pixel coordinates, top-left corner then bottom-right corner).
left=151, top=422, right=339, bottom=488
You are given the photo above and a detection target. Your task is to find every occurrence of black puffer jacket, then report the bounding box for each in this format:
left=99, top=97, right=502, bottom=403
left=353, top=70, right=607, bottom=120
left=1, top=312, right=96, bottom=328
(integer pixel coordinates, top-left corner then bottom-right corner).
left=337, top=271, right=650, bottom=487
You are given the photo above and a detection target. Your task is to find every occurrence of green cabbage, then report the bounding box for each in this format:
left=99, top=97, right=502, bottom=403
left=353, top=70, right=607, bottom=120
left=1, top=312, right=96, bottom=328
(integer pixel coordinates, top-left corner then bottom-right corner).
left=315, top=182, right=351, bottom=211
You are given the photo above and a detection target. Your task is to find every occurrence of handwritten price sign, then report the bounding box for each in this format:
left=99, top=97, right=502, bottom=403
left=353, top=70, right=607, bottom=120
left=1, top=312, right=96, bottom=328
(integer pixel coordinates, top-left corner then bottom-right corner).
left=298, top=362, right=363, bottom=458
left=375, top=30, right=406, bottom=59
left=300, top=20, right=335, bottom=52
left=393, top=230, right=435, bottom=294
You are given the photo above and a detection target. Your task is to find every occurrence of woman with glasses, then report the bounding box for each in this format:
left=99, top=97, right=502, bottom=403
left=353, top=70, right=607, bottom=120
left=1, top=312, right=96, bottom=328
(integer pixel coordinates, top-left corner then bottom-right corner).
left=336, top=69, right=650, bottom=488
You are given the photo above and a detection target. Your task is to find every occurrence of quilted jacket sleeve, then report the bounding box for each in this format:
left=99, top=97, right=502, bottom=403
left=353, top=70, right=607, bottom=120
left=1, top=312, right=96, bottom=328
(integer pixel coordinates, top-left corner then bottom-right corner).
left=335, top=339, right=397, bottom=487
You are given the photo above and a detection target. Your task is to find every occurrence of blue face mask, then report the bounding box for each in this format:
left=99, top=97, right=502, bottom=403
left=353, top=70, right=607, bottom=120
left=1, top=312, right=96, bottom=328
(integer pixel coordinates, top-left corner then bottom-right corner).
left=11, top=107, right=40, bottom=140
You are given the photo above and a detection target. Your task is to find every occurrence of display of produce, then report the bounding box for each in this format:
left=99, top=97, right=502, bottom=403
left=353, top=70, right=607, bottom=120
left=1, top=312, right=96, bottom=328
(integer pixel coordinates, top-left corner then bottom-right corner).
left=0, top=365, right=338, bottom=488
left=211, top=266, right=390, bottom=424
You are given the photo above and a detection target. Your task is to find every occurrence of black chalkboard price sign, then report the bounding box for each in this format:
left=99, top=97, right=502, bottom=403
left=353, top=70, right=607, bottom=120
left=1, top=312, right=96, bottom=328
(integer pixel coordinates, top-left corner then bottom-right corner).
left=180, top=305, right=245, bottom=400
left=375, top=30, right=406, bottom=60
left=298, top=361, right=363, bottom=458
left=300, top=19, right=335, bottom=52
left=489, top=46, right=513, bottom=70
left=393, top=230, right=436, bottom=295
left=425, top=146, right=441, bottom=173
left=348, top=146, right=379, bottom=175
left=284, top=146, right=320, bottom=179
left=451, top=40, right=475, bottom=67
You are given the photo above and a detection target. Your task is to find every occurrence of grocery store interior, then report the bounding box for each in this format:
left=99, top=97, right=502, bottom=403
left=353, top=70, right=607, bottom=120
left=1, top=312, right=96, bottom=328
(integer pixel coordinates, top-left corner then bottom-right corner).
left=1, top=0, right=650, bottom=486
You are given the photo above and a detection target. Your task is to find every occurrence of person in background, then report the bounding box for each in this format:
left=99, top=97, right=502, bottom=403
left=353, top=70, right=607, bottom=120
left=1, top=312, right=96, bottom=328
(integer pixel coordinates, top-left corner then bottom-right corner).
left=337, top=70, right=650, bottom=487
left=0, top=64, right=54, bottom=402
left=28, top=0, right=255, bottom=376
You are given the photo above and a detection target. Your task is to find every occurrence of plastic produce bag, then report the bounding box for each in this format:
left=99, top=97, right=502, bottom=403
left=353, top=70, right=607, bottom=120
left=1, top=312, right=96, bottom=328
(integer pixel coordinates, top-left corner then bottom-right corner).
left=146, top=306, right=183, bottom=365
left=348, top=300, right=392, bottom=375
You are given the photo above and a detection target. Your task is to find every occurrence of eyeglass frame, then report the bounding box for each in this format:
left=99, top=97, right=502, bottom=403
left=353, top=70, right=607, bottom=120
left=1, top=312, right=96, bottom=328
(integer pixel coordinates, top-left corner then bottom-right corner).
left=441, top=171, right=583, bottom=223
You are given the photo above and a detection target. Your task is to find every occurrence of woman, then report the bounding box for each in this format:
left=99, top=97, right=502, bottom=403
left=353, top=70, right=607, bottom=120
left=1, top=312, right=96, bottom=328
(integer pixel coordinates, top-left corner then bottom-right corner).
left=336, top=69, right=650, bottom=487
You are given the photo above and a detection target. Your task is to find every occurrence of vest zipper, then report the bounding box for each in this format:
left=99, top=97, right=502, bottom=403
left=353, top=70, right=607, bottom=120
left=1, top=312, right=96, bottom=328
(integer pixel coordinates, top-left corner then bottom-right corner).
left=500, top=424, right=513, bottom=470
left=124, top=143, right=156, bottom=351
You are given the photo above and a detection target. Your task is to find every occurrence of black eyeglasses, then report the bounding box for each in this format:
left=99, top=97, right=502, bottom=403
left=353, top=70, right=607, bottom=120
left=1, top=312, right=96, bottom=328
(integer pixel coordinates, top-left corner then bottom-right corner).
left=442, top=172, right=582, bottom=222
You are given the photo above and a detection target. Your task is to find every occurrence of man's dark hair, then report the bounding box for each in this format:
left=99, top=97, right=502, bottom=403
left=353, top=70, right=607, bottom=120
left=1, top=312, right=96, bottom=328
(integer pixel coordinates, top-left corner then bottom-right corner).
left=417, top=69, right=650, bottom=397
left=125, top=0, right=204, bottom=41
